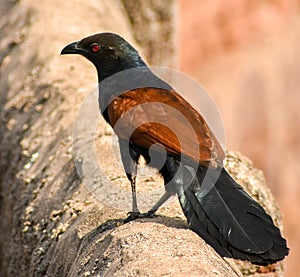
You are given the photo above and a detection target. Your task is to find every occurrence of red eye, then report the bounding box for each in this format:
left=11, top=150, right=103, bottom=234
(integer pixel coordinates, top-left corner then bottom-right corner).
left=92, top=44, right=100, bottom=53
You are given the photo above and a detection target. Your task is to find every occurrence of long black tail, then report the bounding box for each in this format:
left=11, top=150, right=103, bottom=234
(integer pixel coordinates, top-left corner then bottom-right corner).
left=177, top=164, right=289, bottom=265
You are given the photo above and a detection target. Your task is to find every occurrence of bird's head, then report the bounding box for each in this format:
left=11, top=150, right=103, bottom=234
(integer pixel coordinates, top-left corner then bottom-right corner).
left=61, top=32, right=146, bottom=81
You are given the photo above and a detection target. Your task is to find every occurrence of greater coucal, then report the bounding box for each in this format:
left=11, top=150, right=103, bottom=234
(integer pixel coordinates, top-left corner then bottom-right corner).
left=61, top=32, right=289, bottom=265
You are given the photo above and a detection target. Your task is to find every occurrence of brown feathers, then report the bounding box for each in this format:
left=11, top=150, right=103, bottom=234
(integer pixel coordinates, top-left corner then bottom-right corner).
left=108, top=87, right=225, bottom=167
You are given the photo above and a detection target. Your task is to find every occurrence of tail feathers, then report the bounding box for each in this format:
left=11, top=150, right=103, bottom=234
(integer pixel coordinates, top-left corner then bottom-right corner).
left=178, top=166, right=289, bottom=265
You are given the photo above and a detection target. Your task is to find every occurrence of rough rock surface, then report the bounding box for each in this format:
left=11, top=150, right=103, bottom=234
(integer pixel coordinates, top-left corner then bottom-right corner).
left=0, top=1, right=285, bottom=276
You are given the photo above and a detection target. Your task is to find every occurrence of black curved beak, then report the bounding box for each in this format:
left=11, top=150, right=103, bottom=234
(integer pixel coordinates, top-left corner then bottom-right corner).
left=60, top=41, right=80, bottom=55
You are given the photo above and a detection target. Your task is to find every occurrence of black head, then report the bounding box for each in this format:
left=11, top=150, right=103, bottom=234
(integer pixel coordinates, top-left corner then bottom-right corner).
left=61, top=32, right=146, bottom=81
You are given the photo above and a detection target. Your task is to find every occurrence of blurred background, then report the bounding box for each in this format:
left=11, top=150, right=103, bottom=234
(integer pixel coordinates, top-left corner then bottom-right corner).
left=0, top=0, right=299, bottom=276
left=178, top=1, right=300, bottom=275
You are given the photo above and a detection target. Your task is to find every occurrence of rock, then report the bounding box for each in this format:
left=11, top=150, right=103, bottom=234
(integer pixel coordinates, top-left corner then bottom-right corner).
left=0, top=0, right=285, bottom=276
left=67, top=221, right=241, bottom=277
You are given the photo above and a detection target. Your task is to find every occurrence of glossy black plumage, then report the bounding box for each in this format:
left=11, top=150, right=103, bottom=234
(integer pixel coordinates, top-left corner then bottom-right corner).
left=179, top=165, right=288, bottom=264
left=61, top=32, right=289, bottom=265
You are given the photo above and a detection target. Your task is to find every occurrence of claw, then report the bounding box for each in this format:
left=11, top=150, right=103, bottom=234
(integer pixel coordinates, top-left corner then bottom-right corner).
left=139, top=211, right=157, bottom=218
left=124, top=211, right=141, bottom=222
left=124, top=210, right=158, bottom=223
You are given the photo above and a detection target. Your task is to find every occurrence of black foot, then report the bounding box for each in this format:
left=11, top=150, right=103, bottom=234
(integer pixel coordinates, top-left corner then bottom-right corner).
left=140, top=210, right=157, bottom=218
left=124, top=211, right=141, bottom=223
left=124, top=210, right=158, bottom=223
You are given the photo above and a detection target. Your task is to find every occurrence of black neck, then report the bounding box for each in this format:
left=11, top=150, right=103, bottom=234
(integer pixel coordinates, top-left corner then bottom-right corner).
left=96, top=58, right=147, bottom=82
left=97, top=63, right=173, bottom=124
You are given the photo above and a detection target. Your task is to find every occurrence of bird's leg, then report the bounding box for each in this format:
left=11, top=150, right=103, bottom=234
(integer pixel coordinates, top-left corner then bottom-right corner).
left=125, top=161, right=141, bottom=222
left=124, top=175, right=142, bottom=222
left=141, top=157, right=178, bottom=218
left=119, top=139, right=141, bottom=222
left=140, top=191, right=173, bottom=217
left=127, top=171, right=140, bottom=219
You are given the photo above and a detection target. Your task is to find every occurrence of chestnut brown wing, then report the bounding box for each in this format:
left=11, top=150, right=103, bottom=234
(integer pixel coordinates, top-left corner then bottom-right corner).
left=107, top=87, right=225, bottom=167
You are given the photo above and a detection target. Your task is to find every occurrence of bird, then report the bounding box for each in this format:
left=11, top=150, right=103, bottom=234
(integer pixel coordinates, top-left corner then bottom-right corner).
left=61, top=32, right=289, bottom=265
